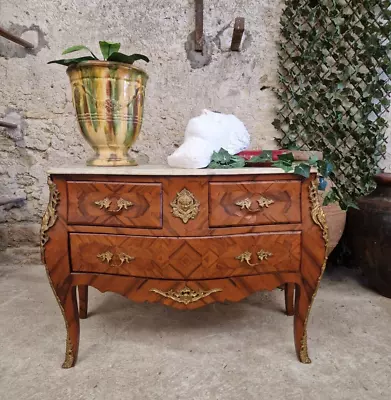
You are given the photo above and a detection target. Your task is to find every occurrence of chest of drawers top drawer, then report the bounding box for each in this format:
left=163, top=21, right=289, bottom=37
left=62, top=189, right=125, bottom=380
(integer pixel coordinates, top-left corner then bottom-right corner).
left=209, top=180, right=301, bottom=227
left=67, top=181, right=162, bottom=228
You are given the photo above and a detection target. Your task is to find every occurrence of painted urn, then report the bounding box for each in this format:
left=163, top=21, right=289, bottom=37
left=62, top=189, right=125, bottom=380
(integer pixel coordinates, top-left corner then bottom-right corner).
left=67, top=61, right=148, bottom=166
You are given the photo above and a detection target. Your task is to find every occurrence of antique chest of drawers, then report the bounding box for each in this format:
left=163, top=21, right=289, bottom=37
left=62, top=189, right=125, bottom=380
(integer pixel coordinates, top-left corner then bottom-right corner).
left=40, top=166, right=328, bottom=368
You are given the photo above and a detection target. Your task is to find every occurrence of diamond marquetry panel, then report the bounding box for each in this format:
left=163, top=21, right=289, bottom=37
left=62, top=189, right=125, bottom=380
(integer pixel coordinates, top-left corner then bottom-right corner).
left=209, top=181, right=302, bottom=227
left=67, top=181, right=162, bottom=228
left=69, top=232, right=301, bottom=279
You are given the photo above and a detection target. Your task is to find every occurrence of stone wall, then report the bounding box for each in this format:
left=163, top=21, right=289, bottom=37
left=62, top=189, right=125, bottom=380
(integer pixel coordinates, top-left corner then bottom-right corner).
left=0, top=0, right=285, bottom=257
left=0, top=0, right=390, bottom=260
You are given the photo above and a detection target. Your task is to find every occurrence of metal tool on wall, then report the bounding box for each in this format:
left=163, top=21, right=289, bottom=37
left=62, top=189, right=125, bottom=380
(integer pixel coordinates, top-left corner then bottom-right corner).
left=231, top=17, right=245, bottom=51
left=194, top=0, right=203, bottom=52
left=0, top=26, right=34, bottom=129
left=193, top=2, right=245, bottom=53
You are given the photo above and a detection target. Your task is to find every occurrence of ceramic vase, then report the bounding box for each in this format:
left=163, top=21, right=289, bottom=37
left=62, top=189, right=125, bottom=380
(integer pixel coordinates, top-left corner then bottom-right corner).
left=67, top=61, right=148, bottom=166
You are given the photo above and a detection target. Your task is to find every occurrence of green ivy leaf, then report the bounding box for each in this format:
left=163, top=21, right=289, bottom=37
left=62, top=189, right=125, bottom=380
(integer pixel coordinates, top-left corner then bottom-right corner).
left=229, top=157, right=246, bottom=168
left=285, top=143, right=301, bottom=150
left=249, top=150, right=273, bottom=163
left=345, top=201, right=360, bottom=210
left=317, top=160, right=333, bottom=177
left=294, top=163, right=311, bottom=178
left=208, top=161, right=221, bottom=169
left=275, top=1, right=390, bottom=209
left=322, top=189, right=338, bottom=206
left=99, top=41, right=121, bottom=60
left=47, top=56, right=95, bottom=66
left=272, top=160, right=293, bottom=173
left=211, top=148, right=231, bottom=164
left=107, top=52, right=150, bottom=64
left=208, top=149, right=245, bottom=169
left=277, top=152, right=295, bottom=162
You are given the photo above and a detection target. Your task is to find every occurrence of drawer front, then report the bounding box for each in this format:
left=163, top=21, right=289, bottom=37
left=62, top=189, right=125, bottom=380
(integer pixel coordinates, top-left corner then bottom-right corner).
left=209, top=181, right=301, bottom=227
left=70, top=232, right=301, bottom=279
left=67, top=181, right=162, bottom=228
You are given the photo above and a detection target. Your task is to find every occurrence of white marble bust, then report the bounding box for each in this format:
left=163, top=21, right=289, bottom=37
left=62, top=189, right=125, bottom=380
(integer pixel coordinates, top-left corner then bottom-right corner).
left=167, top=109, right=250, bottom=169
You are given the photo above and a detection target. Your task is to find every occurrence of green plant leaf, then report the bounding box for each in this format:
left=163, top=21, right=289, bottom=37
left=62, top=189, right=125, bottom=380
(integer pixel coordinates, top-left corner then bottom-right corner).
left=62, top=45, right=98, bottom=59
left=317, top=160, right=333, bottom=177
left=47, top=56, right=95, bottom=66
left=277, top=152, right=295, bottom=162
left=318, top=177, right=328, bottom=191
left=209, top=161, right=230, bottom=169
left=345, top=201, right=360, bottom=210
left=208, top=149, right=245, bottom=169
left=322, top=189, right=338, bottom=206
left=211, top=148, right=231, bottom=164
left=294, top=163, right=311, bottom=178
left=285, top=144, right=301, bottom=150
left=275, top=2, right=390, bottom=208
left=107, top=52, right=150, bottom=64
left=308, top=155, right=318, bottom=165
left=229, top=156, right=246, bottom=168
left=272, top=160, right=293, bottom=173
left=249, top=150, right=273, bottom=163
left=99, top=41, right=121, bottom=60
left=208, top=161, right=221, bottom=169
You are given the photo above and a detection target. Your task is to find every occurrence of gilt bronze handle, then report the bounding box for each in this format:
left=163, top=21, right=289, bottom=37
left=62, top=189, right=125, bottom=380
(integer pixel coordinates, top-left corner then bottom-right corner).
left=235, top=249, right=273, bottom=267
left=150, top=286, right=222, bottom=305
left=235, top=196, right=274, bottom=212
left=170, top=188, right=200, bottom=224
left=97, top=251, right=135, bottom=267
left=94, top=197, right=133, bottom=213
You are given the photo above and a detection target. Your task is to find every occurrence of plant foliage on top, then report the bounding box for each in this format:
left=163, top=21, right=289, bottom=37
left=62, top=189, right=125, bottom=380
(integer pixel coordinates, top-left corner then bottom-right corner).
left=208, top=148, right=334, bottom=197
left=48, top=41, right=150, bottom=66
left=274, top=0, right=391, bottom=209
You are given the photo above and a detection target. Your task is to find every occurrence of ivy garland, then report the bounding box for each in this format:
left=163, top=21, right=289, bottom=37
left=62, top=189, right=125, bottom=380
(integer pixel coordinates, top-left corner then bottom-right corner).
left=273, top=0, right=391, bottom=209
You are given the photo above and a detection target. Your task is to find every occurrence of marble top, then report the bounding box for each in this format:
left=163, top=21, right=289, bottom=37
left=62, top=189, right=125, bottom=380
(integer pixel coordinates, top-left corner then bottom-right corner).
left=48, top=164, right=317, bottom=176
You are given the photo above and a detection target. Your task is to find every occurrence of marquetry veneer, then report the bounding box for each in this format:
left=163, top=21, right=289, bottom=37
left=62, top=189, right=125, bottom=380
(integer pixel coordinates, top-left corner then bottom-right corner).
left=40, top=166, right=328, bottom=368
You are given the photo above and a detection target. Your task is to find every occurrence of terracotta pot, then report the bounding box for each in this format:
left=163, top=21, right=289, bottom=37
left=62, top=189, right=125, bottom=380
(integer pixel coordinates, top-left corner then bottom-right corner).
left=347, top=173, right=391, bottom=298
left=67, top=61, right=148, bottom=166
left=322, top=203, right=346, bottom=256
left=318, top=180, right=346, bottom=256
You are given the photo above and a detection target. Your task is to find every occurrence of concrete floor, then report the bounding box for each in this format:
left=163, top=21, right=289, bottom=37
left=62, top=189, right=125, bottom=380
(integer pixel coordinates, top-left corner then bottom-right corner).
left=0, top=264, right=390, bottom=400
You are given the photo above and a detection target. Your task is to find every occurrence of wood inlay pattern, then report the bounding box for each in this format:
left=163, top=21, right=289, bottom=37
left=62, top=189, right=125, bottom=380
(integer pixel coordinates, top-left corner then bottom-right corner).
left=209, top=181, right=301, bottom=227
left=41, top=170, right=327, bottom=368
left=70, top=232, right=301, bottom=279
left=67, top=181, right=162, bottom=228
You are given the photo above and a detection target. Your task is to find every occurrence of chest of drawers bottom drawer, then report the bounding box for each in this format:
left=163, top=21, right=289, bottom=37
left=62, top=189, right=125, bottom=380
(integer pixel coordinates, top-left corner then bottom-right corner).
left=73, top=273, right=302, bottom=310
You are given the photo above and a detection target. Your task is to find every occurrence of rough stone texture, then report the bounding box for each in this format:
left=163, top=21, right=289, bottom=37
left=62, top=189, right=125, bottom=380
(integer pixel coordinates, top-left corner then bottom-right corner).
left=0, top=0, right=284, bottom=250
left=0, top=263, right=390, bottom=399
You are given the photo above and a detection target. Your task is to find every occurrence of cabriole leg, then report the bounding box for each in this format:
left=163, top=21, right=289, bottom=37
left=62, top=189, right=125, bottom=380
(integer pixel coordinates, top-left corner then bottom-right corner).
left=51, top=283, right=80, bottom=368
left=284, top=283, right=295, bottom=316
left=78, top=285, right=88, bottom=319
left=294, top=283, right=312, bottom=364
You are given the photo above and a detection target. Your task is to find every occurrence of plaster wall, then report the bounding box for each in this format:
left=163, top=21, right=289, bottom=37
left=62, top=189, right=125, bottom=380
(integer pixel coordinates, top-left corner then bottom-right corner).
left=0, top=0, right=284, bottom=251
